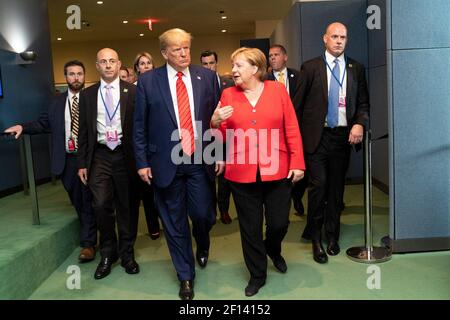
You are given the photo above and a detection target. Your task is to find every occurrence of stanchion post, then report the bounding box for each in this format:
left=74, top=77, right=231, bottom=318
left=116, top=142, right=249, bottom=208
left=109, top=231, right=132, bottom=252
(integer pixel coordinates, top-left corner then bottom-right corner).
left=23, top=135, right=40, bottom=225
left=346, top=129, right=391, bottom=263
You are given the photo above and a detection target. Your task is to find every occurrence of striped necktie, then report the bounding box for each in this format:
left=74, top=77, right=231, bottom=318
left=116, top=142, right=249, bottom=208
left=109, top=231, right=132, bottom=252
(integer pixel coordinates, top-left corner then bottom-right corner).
left=176, top=71, right=195, bottom=156
left=71, top=95, right=79, bottom=149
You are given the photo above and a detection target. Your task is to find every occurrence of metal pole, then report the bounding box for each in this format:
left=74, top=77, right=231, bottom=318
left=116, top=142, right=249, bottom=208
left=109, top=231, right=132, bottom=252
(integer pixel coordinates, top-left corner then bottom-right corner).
left=346, top=129, right=391, bottom=263
left=23, top=135, right=40, bottom=225
left=19, top=137, right=29, bottom=195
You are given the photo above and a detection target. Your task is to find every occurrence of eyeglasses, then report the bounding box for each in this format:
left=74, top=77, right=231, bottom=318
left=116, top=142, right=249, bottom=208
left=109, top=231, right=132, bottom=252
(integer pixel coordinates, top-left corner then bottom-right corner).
left=97, top=59, right=118, bottom=66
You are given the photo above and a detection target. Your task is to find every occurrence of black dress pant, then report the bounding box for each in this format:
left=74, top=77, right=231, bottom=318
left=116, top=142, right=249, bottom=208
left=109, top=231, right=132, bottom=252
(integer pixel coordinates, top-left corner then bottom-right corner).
left=303, top=127, right=350, bottom=242
left=229, top=176, right=292, bottom=286
left=129, top=176, right=160, bottom=236
left=62, top=154, right=97, bottom=248
left=291, top=171, right=308, bottom=212
left=217, top=173, right=232, bottom=214
left=89, top=145, right=135, bottom=261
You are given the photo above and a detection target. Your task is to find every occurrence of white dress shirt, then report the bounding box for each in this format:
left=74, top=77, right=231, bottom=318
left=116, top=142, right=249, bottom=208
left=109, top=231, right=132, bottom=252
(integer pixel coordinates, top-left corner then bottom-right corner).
left=273, top=67, right=289, bottom=95
left=325, top=50, right=348, bottom=127
left=166, top=63, right=198, bottom=138
left=64, top=90, right=79, bottom=152
left=96, top=77, right=123, bottom=144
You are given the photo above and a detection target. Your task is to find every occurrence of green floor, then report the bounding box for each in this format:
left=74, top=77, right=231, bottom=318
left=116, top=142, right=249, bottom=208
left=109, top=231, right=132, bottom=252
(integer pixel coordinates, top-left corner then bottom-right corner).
left=23, top=184, right=449, bottom=300
left=1, top=182, right=449, bottom=300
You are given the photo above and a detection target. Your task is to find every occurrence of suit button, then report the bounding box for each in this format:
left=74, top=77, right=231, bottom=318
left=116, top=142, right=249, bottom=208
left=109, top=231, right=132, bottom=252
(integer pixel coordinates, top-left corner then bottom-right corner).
left=251, top=120, right=257, bottom=125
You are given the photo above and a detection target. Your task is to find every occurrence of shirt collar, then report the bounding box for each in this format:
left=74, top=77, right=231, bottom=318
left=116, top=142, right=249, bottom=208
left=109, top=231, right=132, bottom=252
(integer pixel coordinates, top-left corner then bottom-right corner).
left=274, top=67, right=287, bottom=77
left=325, top=50, right=345, bottom=65
left=100, top=76, right=120, bottom=89
left=167, top=63, right=189, bottom=79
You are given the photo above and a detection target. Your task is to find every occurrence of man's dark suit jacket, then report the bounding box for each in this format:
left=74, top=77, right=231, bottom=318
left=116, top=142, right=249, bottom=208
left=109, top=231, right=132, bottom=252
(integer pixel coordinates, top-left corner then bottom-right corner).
left=133, top=64, right=220, bottom=188
left=295, top=56, right=370, bottom=154
left=267, top=67, right=301, bottom=109
left=77, top=80, right=137, bottom=175
left=219, top=75, right=234, bottom=92
left=22, top=92, right=68, bottom=176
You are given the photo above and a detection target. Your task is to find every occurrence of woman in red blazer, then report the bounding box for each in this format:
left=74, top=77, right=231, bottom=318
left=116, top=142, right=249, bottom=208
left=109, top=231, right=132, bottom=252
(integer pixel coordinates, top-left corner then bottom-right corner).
left=211, top=47, right=305, bottom=297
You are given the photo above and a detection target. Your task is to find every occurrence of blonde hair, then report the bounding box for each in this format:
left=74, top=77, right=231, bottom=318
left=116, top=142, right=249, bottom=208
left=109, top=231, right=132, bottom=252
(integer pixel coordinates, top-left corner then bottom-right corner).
left=231, top=47, right=267, bottom=81
left=133, top=52, right=154, bottom=74
left=159, top=28, right=193, bottom=51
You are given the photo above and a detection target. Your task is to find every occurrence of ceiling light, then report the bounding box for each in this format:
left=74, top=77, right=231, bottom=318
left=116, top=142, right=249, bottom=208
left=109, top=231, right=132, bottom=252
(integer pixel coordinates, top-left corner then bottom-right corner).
left=139, top=33, right=144, bottom=37
left=221, top=29, right=227, bottom=33
left=57, top=37, right=62, bottom=41
left=123, top=20, right=128, bottom=24
left=221, top=16, right=227, bottom=20
left=97, top=1, right=103, bottom=4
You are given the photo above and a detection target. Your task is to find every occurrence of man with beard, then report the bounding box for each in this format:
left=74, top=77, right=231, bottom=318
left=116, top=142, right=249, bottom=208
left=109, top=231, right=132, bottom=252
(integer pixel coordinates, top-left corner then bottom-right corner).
left=4, top=60, right=97, bottom=263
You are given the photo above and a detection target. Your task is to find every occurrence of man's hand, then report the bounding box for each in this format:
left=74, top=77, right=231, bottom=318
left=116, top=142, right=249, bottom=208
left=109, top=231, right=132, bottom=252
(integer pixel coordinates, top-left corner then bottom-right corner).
left=78, top=168, right=88, bottom=185
left=138, top=167, right=152, bottom=185
left=211, top=101, right=233, bottom=128
left=4, top=125, right=23, bottom=139
left=215, top=161, right=225, bottom=176
left=349, top=124, right=364, bottom=145
left=287, top=169, right=305, bottom=184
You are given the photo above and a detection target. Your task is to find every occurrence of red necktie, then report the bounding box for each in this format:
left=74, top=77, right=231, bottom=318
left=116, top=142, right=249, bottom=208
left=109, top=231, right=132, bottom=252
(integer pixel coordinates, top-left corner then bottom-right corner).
left=176, top=71, right=195, bottom=156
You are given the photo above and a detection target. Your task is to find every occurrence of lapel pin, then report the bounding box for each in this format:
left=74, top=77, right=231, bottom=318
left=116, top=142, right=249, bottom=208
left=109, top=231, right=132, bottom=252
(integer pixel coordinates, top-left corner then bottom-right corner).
left=123, top=88, right=128, bottom=93
left=290, top=74, right=294, bottom=78
left=197, top=76, right=202, bottom=80
left=349, top=64, right=353, bottom=68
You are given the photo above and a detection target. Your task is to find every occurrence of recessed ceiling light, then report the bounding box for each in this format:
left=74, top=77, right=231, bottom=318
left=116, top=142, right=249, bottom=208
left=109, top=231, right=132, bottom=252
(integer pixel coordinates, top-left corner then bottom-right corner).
left=221, top=29, right=227, bottom=33
left=123, top=20, right=128, bottom=24
left=97, top=1, right=103, bottom=4
left=139, top=33, right=144, bottom=37
left=57, top=37, right=62, bottom=41
left=221, top=16, right=227, bottom=20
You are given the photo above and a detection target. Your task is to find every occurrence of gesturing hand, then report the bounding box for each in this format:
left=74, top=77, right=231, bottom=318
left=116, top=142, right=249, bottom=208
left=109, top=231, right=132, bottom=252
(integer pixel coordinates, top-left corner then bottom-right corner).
left=211, top=101, right=233, bottom=128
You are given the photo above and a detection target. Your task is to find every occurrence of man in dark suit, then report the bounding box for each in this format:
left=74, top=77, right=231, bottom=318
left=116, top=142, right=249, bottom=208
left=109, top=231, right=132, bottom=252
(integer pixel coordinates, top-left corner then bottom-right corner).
left=267, top=44, right=307, bottom=217
left=296, top=22, right=369, bottom=263
left=4, top=61, right=97, bottom=263
left=77, top=48, right=139, bottom=279
left=200, top=50, right=233, bottom=225
left=134, top=28, right=223, bottom=300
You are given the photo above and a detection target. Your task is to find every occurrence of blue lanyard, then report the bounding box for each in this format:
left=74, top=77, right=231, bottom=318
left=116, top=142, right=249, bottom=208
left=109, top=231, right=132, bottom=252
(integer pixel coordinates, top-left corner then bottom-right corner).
left=99, top=87, right=120, bottom=123
left=324, top=55, right=346, bottom=89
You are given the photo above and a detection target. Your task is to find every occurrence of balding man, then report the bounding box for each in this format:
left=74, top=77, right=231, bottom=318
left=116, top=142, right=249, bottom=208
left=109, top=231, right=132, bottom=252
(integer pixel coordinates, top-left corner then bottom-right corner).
left=296, top=22, right=369, bottom=263
left=134, top=28, right=222, bottom=300
left=77, top=48, right=140, bottom=279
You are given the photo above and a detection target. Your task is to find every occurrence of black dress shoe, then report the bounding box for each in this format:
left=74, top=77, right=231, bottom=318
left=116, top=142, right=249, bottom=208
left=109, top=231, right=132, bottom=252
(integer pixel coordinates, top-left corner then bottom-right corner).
left=196, top=250, right=209, bottom=268
left=149, top=230, right=160, bottom=240
left=94, top=257, right=118, bottom=280
left=327, top=241, right=340, bottom=256
left=179, top=280, right=194, bottom=300
left=121, top=259, right=140, bottom=274
left=312, top=241, right=328, bottom=264
left=245, top=281, right=265, bottom=297
left=293, top=200, right=305, bottom=216
left=268, top=254, right=287, bottom=273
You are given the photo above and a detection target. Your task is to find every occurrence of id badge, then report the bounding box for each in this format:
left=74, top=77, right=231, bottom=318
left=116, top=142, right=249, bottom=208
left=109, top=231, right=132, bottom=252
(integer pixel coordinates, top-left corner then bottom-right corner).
left=106, top=126, right=118, bottom=142
left=339, top=94, right=346, bottom=108
left=67, top=138, right=76, bottom=153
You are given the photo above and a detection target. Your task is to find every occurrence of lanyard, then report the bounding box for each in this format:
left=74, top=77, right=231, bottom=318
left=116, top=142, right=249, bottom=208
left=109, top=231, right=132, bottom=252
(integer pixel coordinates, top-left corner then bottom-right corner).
left=324, top=55, right=347, bottom=89
left=99, top=87, right=120, bottom=123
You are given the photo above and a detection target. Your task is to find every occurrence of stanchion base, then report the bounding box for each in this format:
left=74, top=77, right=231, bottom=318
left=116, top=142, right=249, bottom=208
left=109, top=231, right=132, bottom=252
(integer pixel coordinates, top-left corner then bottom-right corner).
left=346, top=246, right=392, bottom=264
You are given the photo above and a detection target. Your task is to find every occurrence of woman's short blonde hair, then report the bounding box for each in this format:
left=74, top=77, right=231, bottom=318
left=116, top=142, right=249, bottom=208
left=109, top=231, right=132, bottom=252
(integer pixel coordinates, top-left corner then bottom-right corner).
left=231, top=47, right=267, bottom=81
left=133, top=52, right=154, bottom=75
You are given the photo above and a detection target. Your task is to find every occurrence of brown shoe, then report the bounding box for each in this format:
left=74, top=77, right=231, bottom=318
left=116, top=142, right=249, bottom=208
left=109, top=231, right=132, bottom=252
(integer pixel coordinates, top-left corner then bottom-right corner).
left=220, top=212, right=232, bottom=224
left=79, top=247, right=96, bottom=263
